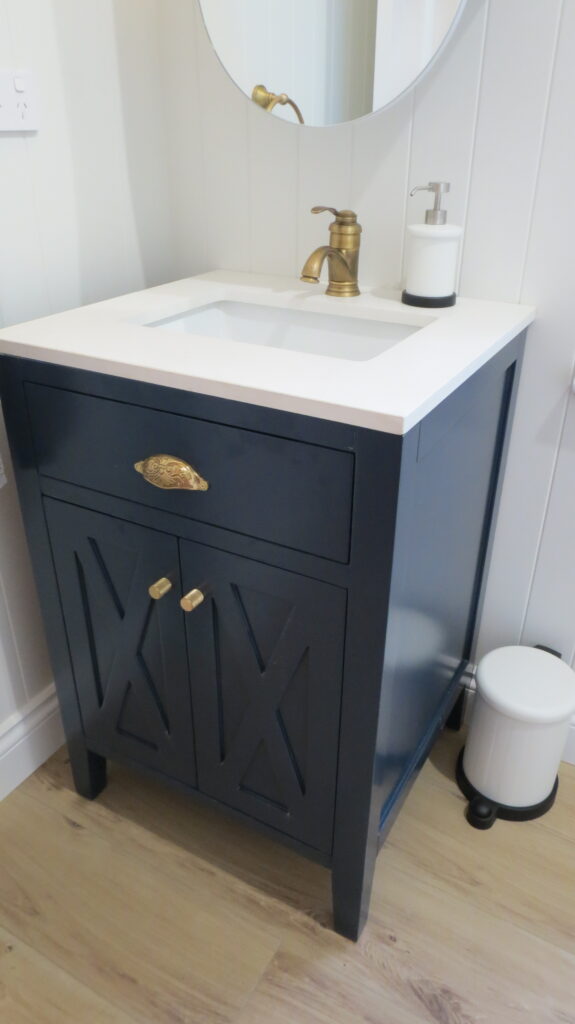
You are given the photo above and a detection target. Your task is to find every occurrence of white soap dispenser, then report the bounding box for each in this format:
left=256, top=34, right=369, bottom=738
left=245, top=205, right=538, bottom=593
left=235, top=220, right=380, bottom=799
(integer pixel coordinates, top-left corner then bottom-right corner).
left=402, top=182, right=462, bottom=307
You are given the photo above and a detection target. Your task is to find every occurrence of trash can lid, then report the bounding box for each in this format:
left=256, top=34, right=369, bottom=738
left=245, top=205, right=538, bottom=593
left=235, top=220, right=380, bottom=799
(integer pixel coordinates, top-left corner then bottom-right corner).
left=476, top=645, right=575, bottom=724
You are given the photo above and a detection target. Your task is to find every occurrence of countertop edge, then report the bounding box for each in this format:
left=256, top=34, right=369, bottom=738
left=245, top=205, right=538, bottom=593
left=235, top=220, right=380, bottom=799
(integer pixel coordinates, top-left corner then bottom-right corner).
left=0, top=273, right=535, bottom=436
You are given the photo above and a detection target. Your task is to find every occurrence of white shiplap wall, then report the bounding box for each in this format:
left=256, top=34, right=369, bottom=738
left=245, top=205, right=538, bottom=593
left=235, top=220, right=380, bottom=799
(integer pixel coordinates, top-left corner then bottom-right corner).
left=161, top=0, right=575, bottom=757
left=0, top=0, right=175, bottom=796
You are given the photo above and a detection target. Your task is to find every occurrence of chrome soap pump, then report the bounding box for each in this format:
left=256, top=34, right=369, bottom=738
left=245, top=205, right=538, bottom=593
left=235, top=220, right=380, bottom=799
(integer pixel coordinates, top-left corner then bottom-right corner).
left=402, top=182, right=462, bottom=308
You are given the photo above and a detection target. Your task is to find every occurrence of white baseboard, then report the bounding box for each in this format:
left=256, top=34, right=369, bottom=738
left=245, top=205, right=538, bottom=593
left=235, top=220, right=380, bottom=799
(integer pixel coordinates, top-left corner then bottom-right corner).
left=0, top=684, right=64, bottom=801
left=463, top=679, right=575, bottom=766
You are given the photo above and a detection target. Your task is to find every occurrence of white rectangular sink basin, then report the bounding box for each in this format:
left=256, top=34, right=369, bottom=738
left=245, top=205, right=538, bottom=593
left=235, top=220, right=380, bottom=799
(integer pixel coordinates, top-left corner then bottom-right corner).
left=149, top=300, right=422, bottom=362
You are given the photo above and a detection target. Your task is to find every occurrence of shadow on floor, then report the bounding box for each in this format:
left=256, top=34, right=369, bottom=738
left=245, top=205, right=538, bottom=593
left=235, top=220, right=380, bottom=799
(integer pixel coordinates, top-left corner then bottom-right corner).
left=45, top=748, right=334, bottom=932
left=428, top=724, right=466, bottom=783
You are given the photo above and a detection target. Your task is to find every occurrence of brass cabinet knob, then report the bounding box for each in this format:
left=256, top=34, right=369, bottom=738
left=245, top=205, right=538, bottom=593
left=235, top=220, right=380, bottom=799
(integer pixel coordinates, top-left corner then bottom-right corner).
left=134, top=454, right=209, bottom=491
left=148, top=577, right=172, bottom=600
left=180, top=588, right=205, bottom=613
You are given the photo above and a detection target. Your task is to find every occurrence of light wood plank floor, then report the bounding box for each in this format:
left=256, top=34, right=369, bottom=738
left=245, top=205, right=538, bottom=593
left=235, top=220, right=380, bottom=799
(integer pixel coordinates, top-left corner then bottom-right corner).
left=0, top=729, right=573, bottom=1023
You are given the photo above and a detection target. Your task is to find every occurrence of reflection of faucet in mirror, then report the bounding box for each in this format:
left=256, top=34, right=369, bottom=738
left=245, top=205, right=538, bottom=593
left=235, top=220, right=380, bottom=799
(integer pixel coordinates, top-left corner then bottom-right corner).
left=251, top=84, right=304, bottom=124
left=301, top=207, right=361, bottom=297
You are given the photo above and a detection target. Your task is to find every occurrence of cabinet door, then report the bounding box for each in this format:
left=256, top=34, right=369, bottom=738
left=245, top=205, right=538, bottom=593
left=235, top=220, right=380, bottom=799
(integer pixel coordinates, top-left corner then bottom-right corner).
left=181, top=541, right=346, bottom=853
left=44, top=500, right=196, bottom=786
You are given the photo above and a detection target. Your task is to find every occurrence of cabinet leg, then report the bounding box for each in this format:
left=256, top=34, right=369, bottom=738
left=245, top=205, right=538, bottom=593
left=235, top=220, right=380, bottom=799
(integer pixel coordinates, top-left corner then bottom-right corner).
left=331, top=839, right=377, bottom=941
left=69, top=744, right=107, bottom=800
left=445, top=688, right=466, bottom=731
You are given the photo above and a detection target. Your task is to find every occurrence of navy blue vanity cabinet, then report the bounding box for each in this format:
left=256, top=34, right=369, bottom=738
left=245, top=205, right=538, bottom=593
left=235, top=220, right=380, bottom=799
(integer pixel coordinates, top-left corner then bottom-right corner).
left=0, top=332, right=524, bottom=941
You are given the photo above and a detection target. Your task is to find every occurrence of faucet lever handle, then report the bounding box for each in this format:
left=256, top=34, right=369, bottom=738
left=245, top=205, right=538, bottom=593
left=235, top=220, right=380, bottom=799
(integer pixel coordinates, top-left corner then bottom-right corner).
left=311, top=206, right=358, bottom=225
left=311, top=206, right=339, bottom=217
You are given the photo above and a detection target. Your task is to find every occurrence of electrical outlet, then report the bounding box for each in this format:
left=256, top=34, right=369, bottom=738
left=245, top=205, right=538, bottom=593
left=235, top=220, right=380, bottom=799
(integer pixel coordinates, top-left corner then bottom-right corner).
left=0, top=71, right=39, bottom=132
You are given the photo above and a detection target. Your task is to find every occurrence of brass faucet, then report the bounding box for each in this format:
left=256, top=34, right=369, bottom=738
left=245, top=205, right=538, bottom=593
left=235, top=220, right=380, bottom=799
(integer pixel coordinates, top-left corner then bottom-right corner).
left=300, top=207, right=361, bottom=297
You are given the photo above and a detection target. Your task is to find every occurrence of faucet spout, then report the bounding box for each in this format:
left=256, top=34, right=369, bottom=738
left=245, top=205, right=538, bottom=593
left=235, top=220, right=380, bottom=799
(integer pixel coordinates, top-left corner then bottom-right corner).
left=300, top=245, right=329, bottom=283
left=301, top=246, right=348, bottom=283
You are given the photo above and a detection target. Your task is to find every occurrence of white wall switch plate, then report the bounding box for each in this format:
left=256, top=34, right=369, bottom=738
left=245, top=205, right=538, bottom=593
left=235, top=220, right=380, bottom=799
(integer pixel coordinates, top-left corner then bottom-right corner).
left=0, top=71, right=39, bottom=132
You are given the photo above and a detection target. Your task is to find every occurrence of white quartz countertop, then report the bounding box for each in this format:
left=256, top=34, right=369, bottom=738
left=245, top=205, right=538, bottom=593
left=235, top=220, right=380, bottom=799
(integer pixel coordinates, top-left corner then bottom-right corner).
left=0, top=271, right=534, bottom=435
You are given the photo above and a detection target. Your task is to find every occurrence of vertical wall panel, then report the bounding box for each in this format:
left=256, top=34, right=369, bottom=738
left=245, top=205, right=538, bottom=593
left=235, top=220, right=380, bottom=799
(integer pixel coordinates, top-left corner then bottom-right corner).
left=5, top=0, right=80, bottom=318
left=0, top=138, right=50, bottom=327
left=158, top=0, right=207, bottom=276
left=460, top=0, right=562, bottom=302
left=475, top=0, right=575, bottom=660
left=0, top=1, right=51, bottom=327
left=247, top=105, right=299, bottom=276
left=350, top=95, right=413, bottom=289
left=0, top=415, right=51, bottom=706
left=195, top=3, right=251, bottom=271
left=408, top=0, right=489, bottom=272
left=521, top=398, right=575, bottom=662
left=0, top=587, right=24, bottom=723
left=297, top=123, right=354, bottom=276
left=109, top=0, right=176, bottom=288
left=46, top=0, right=146, bottom=304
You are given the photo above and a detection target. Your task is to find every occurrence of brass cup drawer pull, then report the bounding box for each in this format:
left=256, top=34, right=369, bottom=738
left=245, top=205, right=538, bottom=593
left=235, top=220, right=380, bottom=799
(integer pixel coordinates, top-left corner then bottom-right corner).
left=148, top=577, right=172, bottom=600
left=180, top=588, right=205, bottom=613
left=134, top=454, right=209, bottom=491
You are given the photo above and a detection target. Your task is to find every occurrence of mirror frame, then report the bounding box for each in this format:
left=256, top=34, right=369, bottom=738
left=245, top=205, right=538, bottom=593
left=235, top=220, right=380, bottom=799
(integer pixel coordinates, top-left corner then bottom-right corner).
left=196, top=0, right=469, bottom=128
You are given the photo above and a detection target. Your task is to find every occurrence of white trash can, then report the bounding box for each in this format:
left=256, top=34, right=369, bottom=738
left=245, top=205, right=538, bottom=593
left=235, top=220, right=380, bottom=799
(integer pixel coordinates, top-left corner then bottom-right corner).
left=456, top=645, right=575, bottom=829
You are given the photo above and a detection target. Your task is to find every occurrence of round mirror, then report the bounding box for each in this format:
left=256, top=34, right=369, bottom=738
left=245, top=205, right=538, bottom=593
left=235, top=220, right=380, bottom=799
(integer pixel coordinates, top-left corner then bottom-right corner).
left=198, top=0, right=467, bottom=127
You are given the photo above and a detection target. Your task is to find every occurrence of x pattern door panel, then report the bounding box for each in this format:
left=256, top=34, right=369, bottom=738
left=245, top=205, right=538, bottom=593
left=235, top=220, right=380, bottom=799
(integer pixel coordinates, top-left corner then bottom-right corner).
left=44, top=500, right=196, bottom=785
left=181, top=541, right=346, bottom=853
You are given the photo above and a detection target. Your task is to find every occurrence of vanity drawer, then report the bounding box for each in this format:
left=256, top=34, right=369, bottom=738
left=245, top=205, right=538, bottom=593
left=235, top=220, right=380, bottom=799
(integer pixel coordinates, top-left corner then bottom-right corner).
left=25, top=383, right=354, bottom=561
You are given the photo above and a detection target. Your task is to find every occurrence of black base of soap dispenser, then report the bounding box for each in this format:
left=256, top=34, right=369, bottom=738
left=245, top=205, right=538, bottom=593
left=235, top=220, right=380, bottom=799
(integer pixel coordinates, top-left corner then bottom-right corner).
left=402, top=290, right=457, bottom=308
